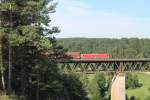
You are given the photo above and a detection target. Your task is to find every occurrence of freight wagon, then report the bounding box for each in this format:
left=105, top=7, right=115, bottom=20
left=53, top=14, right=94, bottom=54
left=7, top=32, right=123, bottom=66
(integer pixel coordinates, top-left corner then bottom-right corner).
left=66, top=52, right=110, bottom=59
left=81, top=54, right=110, bottom=59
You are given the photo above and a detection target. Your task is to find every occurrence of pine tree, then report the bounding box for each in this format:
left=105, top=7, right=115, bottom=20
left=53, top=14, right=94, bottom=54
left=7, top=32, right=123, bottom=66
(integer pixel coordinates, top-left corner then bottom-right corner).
left=0, top=0, right=59, bottom=97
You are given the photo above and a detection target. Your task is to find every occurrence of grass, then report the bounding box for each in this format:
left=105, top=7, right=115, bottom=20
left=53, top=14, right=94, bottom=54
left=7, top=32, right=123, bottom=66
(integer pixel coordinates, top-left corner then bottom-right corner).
left=0, top=95, right=10, bottom=100
left=126, top=72, right=150, bottom=99
left=0, top=95, right=19, bottom=100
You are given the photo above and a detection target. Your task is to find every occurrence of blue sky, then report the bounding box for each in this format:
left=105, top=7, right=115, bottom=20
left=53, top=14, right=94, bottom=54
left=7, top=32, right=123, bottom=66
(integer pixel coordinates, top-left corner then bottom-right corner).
left=51, top=0, right=150, bottom=38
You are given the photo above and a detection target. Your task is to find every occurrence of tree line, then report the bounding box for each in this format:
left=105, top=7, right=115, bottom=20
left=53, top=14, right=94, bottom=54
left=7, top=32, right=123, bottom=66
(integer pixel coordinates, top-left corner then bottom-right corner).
left=58, top=38, right=150, bottom=58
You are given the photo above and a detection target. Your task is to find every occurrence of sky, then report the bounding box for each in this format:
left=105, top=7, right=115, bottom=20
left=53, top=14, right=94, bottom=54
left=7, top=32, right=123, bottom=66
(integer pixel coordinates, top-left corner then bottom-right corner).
left=51, top=0, right=150, bottom=38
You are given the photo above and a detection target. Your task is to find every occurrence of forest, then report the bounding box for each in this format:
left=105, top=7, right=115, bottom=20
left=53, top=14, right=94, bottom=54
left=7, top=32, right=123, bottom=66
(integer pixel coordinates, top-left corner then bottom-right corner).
left=58, top=38, right=150, bottom=58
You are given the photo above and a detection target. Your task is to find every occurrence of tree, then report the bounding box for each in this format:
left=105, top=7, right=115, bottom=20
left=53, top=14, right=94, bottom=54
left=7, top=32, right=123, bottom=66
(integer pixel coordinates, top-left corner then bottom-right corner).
left=61, top=74, right=89, bottom=100
left=87, top=73, right=110, bottom=100
left=95, top=73, right=107, bottom=98
left=87, top=78, right=100, bottom=100
left=0, top=0, right=60, bottom=98
left=126, top=73, right=142, bottom=89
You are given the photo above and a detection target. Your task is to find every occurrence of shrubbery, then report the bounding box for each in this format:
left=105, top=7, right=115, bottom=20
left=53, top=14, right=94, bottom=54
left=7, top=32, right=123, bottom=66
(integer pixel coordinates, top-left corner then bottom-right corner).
left=126, top=73, right=142, bottom=89
left=148, top=86, right=150, bottom=91
left=129, top=96, right=140, bottom=100
left=144, top=96, right=150, bottom=100
left=126, top=95, right=150, bottom=100
left=126, top=95, right=140, bottom=100
left=86, top=73, right=111, bottom=100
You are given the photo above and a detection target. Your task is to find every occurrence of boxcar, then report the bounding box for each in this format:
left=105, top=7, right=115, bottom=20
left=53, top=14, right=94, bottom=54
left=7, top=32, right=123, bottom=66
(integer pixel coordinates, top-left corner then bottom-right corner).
left=81, top=54, right=110, bottom=59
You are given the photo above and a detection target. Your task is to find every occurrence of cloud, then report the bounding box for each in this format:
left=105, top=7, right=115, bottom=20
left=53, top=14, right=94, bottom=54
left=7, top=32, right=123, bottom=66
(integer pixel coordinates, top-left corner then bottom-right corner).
left=51, top=0, right=150, bottom=38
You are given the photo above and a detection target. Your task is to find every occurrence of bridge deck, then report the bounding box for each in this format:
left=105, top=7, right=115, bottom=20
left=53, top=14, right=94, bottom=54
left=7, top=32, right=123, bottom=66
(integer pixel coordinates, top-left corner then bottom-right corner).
left=56, top=59, right=150, bottom=63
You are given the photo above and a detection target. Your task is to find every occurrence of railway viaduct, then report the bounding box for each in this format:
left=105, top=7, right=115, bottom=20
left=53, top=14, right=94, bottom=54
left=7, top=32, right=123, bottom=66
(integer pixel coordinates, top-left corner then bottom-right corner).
left=1, top=1, right=150, bottom=99
left=56, top=59, right=150, bottom=100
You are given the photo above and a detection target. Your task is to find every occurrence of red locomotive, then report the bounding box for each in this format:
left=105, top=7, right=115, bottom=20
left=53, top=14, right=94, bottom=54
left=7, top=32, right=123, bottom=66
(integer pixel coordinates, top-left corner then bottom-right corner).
left=66, top=52, right=110, bottom=59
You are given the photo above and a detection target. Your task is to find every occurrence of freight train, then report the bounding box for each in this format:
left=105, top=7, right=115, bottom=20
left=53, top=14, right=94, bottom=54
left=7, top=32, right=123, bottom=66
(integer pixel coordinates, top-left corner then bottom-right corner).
left=41, top=52, right=110, bottom=59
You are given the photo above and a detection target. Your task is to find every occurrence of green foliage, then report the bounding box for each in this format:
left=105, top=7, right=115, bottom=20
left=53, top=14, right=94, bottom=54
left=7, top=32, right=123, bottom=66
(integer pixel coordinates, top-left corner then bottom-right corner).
left=148, top=86, right=150, bottom=91
left=144, top=96, right=150, bottom=100
left=126, top=73, right=142, bottom=89
left=61, top=74, right=89, bottom=100
left=10, top=46, right=89, bottom=100
left=129, top=96, right=140, bottom=100
left=127, top=73, right=150, bottom=99
left=95, top=73, right=106, bottom=98
left=86, top=73, right=111, bottom=100
left=58, top=38, right=150, bottom=58
left=0, top=0, right=89, bottom=100
left=87, top=78, right=100, bottom=100
left=1, top=0, right=59, bottom=49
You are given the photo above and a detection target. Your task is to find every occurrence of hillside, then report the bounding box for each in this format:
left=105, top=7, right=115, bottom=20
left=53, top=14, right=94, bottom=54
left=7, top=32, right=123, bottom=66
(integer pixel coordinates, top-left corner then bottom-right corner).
left=58, top=38, right=150, bottom=58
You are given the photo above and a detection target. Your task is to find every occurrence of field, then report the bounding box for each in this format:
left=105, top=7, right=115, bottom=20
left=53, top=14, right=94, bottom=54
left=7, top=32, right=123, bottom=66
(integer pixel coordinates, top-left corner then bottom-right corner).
left=127, top=72, right=150, bottom=99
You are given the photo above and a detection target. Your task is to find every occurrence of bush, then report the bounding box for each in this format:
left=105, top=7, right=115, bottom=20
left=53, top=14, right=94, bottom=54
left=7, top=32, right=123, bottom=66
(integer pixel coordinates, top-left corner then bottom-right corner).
left=87, top=79, right=100, bottom=100
left=87, top=73, right=110, bottom=100
left=126, top=73, right=142, bottom=89
left=148, top=86, right=150, bottom=91
left=126, top=96, right=140, bottom=100
left=95, top=73, right=107, bottom=98
left=61, top=74, right=89, bottom=100
left=144, top=96, right=150, bottom=100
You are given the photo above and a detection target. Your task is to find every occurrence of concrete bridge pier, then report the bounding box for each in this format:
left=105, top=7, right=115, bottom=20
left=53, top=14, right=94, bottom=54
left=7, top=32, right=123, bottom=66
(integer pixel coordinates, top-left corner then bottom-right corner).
left=111, top=73, right=126, bottom=100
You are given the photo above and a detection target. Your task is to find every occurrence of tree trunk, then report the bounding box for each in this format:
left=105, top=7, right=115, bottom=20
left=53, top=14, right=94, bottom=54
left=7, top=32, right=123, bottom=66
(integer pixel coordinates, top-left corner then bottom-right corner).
left=8, top=0, right=13, bottom=94
left=0, top=0, right=6, bottom=92
left=8, top=44, right=12, bottom=94
left=36, top=67, right=39, bottom=100
left=21, top=63, right=25, bottom=99
left=0, top=38, right=5, bottom=91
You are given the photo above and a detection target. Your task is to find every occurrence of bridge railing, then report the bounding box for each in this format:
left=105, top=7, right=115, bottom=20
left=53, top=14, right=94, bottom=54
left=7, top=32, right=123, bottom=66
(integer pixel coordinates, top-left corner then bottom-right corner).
left=56, top=59, right=150, bottom=73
